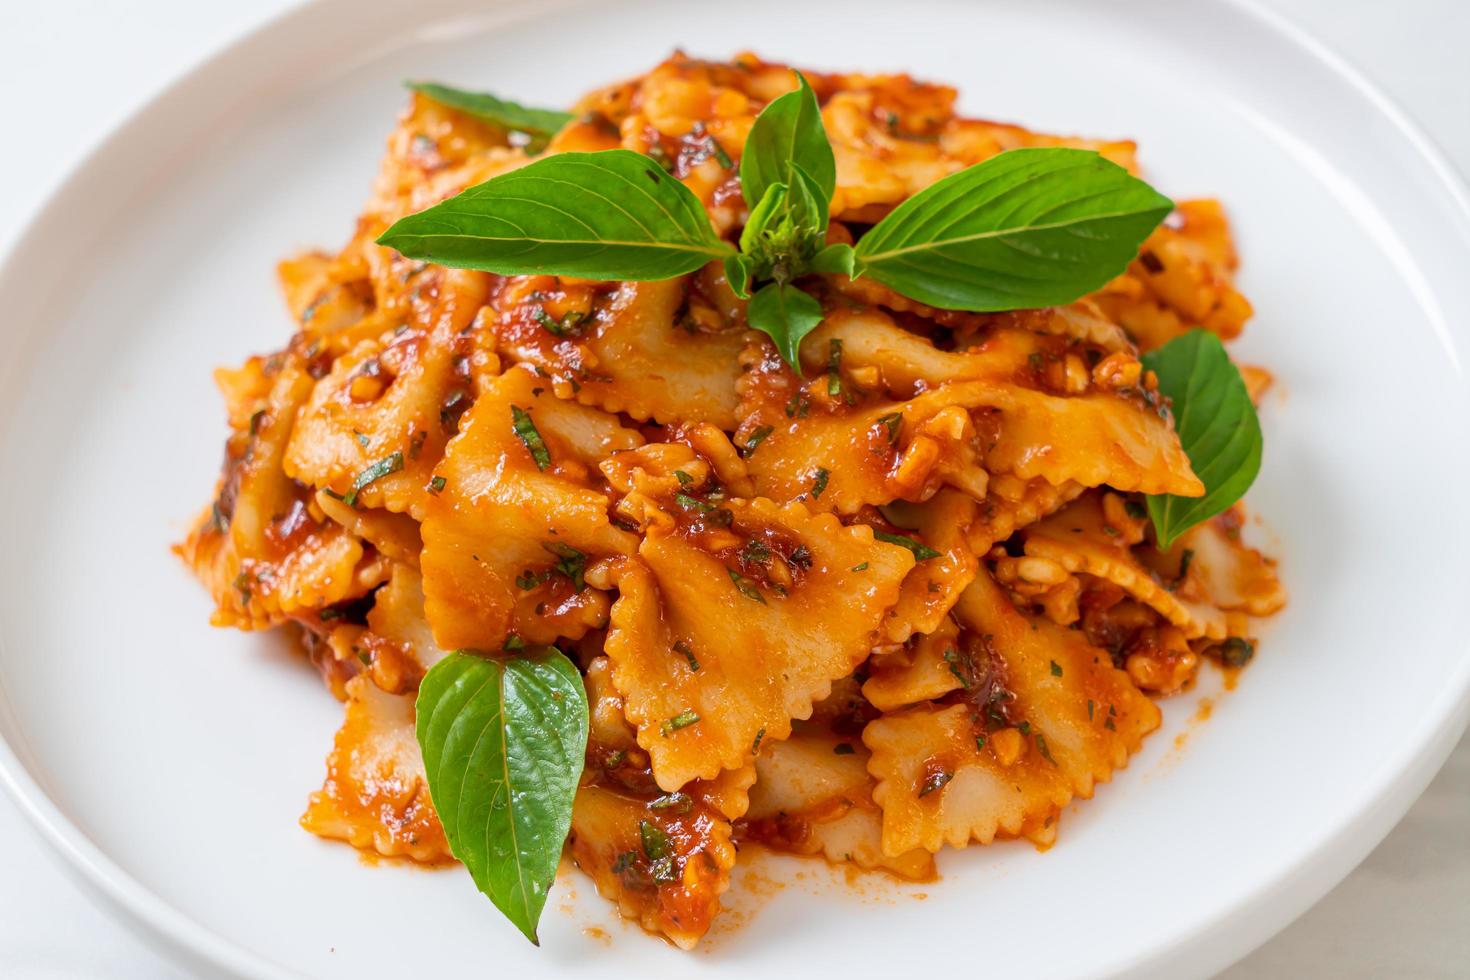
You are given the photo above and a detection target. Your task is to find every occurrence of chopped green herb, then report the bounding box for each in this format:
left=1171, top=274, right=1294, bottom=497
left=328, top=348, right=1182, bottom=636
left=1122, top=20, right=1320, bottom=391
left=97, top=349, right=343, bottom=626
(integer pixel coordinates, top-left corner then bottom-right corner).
left=1036, top=732, right=1056, bottom=765
left=427, top=475, right=447, bottom=495
left=353, top=429, right=371, bottom=449
left=319, top=607, right=343, bottom=622
left=543, top=541, right=587, bottom=591
left=1087, top=699, right=1095, bottom=721
left=661, top=709, right=701, bottom=736
left=851, top=562, right=869, bottom=572
left=344, top=451, right=404, bottom=506
left=876, top=412, right=903, bottom=443
left=918, top=769, right=953, bottom=797
left=728, top=568, right=767, bottom=604
left=752, top=728, right=766, bottom=754
left=826, top=338, right=844, bottom=396
left=1050, top=660, right=1063, bottom=677
left=1217, top=637, right=1255, bottom=668
left=611, top=850, right=638, bottom=874
left=741, top=539, right=771, bottom=565
left=975, top=735, right=987, bottom=751
left=743, top=424, right=775, bottom=454
left=510, top=405, right=552, bottom=470
left=649, top=792, right=693, bottom=813
left=502, top=633, right=526, bottom=651
left=515, top=569, right=547, bottom=591
left=1104, top=717, right=1117, bottom=731
left=810, top=467, right=830, bottom=498
left=639, top=820, right=671, bottom=860
left=1018, top=721, right=1031, bottom=735
left=873, top=530, right=942, bottom=560
left=533, top=305, right=585, bottom=336
left=673, top=640, right=700, bottom=672
left=788, top=545, right=813, bottom=569
left=943, top=648, right=971, bottom=687
left=674, top=469, right=695, bottom=486
left=675, top=492, right=714, bottom=513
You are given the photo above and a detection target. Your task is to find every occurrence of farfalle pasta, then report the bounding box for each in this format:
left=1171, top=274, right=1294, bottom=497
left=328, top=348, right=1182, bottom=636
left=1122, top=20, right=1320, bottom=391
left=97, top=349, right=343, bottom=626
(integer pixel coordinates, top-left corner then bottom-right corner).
left=178, top=52, right=1283, bottom=949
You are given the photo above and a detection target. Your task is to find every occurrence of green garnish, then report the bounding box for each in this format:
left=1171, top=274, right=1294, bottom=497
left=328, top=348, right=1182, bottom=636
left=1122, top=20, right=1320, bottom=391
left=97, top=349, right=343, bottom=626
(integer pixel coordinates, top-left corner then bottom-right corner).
left=826, top=338, right=844, bottom=396
left=743, top=424, right=775, bottom=454
left=1050, top=660, right=1063, bottom=677
left=674, top=639, right=700, bottom=672
left=414, top=648, right=587, bottom=944
left=1141, top=330, right=1262, bottom=548
left=427, top=475, right=447, bottom=495
left=918, top=769, right=953, bottom=797
left=1217, top=637, right=1255, bottom=668
left=406, top=82, right=574, bottom=151
left=345, top=451, right=404, bottom=506
left=661, top=710, right=701, bottom=736
left=727, top=568, right=768, bottom=604
left=873, top=530, right=942, bottom=561
left=811, top=467, right=830, bottom=499
left=542, top=542, right=586, bottom=592
left=510, top=405, right=552, bottom=471
left=649, top=792, right=693, bottom=813
left=533, top=305, right=586, bottom=336
left=876, top=412, right=903, bottom=443
left=639, top=819, right=672, bottom=860
left=379, top=73, right=1171, bottom=372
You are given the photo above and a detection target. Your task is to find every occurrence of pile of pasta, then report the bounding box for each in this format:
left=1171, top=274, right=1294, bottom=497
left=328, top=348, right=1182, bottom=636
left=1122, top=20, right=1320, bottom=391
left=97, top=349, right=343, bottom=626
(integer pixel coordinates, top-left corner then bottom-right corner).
left=179, top=53, right=1284, bottom=948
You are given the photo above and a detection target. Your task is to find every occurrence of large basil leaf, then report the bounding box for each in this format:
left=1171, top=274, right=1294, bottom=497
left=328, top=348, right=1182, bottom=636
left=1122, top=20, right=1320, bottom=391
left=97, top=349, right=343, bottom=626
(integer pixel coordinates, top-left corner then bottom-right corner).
left=406, top=82, right=574, bottom=151
left=1143, top=330, right=1263, bottom=549
left=851, top=148, right=1173, bottom=311
left=747, top=281, right=824, bottom=368
left=415, top=648, right=589, bottom=944
left=378, top=149, right=734, bottom=279
left=740, top=72, right=836, bottom=212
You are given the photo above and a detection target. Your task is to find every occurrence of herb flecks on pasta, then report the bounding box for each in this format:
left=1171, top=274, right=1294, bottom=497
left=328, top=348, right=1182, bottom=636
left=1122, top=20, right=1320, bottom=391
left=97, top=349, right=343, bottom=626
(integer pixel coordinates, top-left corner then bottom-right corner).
left=177, top=52, right=1284, bottom=950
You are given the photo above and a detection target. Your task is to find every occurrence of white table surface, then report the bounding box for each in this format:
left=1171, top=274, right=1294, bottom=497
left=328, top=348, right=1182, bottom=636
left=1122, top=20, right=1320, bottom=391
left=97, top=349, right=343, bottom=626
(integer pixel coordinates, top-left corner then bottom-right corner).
left=0, top=1, right=1466, bottom=976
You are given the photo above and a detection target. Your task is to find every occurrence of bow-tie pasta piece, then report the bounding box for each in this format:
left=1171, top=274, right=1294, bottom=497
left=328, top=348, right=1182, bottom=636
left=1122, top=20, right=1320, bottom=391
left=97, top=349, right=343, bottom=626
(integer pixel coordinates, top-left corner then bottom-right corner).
left=285, top=266, right=489, bottom=520
left=420, top=366, right=641, bottom=651
left=743, top=723, right=934, bottom=880
left=300, top=674, right=450, bottom=864
left=490, top=274, right=747, bottom=429
left=865, top=572, right=1159, bottom=856
left=570, top=657, right=753, bottom=948
left=605, top=498, right=914, bottom=790
left=178, top=356, right=386, bottom=629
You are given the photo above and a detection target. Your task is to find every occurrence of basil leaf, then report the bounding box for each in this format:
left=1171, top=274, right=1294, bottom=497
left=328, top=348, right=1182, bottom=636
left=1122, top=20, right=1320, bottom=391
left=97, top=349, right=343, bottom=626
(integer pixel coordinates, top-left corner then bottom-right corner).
left=747, top=282, right=824, bottom=369
left=741, top=72, right=836, bottom=212
left=810, top=242, right=856, bottom=277
left=406, top=82, right=574, bottom=151
left=378, top=149, right=735, bottom=280
left=415, top=648, right=589, bottom=944
left=1142, top=330, right=1263, bottom=549
left=723, top=252, right=754, bottom=300
left=852, top=148, right=1173, bottom=311
left=739, top=181, right=789, bottom=258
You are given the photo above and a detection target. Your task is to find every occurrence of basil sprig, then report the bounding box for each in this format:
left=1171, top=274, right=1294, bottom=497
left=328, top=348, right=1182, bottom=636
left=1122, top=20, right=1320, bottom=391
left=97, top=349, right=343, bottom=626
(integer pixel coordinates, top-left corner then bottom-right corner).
left=1142, top=330, right=1263, bottom=548
left=379, top=72, right=1171, bottom=370
left=415, top=648, right=589, bottom=944
left=408, top=82, right=573, bottom=152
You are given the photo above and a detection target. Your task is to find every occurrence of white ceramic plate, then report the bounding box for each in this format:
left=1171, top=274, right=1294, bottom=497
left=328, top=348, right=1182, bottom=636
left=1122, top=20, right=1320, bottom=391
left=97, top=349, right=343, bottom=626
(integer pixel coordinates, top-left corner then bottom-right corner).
left=2, top=0, right=1468, bottom=976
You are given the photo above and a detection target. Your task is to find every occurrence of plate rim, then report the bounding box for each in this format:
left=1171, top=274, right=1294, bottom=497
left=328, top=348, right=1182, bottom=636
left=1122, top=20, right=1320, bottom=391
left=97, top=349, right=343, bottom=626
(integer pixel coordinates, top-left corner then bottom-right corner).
left=0, top=1, right=1467, bottom=977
